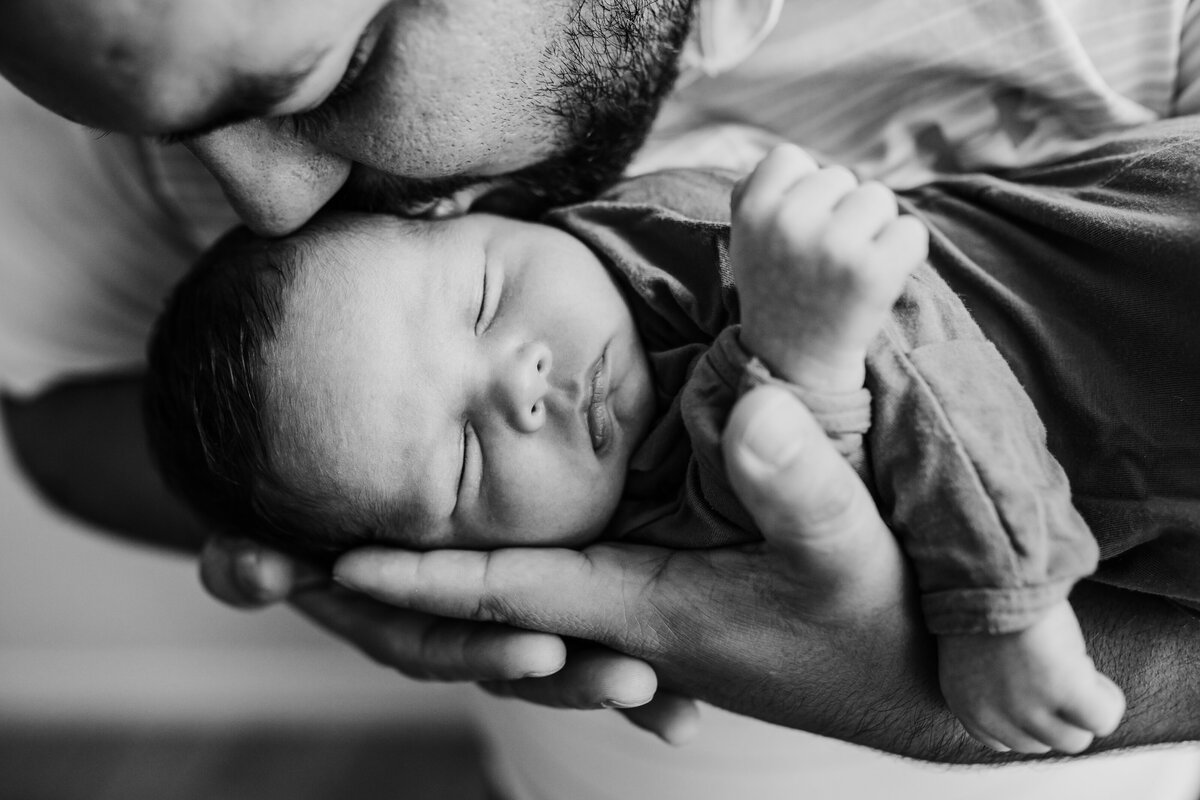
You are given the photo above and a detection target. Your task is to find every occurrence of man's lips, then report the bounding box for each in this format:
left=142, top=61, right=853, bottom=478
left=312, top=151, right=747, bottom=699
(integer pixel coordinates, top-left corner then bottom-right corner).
left=585, top=347, right=612, bottom=453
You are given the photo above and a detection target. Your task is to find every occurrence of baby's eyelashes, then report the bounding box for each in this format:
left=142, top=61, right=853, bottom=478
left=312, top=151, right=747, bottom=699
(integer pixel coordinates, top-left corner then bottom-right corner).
left=475, top=264, right=490, bottom=334
left=451, top=426, right=466, bottom=514
left=475, top=262, right=501, bottom=336
left=454, top=422, right=481, bottom=513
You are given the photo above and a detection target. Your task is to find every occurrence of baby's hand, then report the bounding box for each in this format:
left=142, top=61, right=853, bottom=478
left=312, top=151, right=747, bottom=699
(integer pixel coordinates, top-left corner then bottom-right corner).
left=939, top=600, right=1127, bottom=754
left=731, top=144, right=928, bottom=392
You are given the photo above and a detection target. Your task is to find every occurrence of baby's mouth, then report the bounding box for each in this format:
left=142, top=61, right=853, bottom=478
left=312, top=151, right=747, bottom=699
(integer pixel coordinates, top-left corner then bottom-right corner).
left=586, top=347, right=612, bottom=453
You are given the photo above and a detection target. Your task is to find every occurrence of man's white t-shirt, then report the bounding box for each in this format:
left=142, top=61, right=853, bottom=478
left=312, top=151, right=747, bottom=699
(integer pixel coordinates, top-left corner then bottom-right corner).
left=644, top=0, right=1200, bottom=184
left=3, top=2, right=1200, bottom=798
left=0, top=80, right=233, bottom=397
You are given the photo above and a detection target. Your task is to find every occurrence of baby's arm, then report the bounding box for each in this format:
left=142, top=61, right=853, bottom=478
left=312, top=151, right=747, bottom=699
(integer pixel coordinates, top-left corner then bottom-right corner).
left=731, top=145, right=1125, bottom=755
left=731, top=144, right=926, bottom=393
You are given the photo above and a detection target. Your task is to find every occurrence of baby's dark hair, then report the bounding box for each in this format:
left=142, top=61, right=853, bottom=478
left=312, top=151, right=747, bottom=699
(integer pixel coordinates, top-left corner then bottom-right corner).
left=145, top=220, right=380, bottom=563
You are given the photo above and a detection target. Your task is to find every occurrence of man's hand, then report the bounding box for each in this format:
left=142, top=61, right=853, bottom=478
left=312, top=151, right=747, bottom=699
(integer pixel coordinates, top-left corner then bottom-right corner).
left=332, top=385, right=1200, bottom=759
left=199, top=535, right=700, bottom=745
left=334, top=386, right=958, bottom=755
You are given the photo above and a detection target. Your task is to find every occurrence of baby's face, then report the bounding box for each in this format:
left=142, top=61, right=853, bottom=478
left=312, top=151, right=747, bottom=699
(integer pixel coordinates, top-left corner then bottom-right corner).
left=271, top=212, right=656, bottom=549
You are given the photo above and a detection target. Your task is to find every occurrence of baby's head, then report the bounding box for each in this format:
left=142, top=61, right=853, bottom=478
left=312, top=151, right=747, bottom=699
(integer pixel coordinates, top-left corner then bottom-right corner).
left=146, top=211, right=656, bottom=560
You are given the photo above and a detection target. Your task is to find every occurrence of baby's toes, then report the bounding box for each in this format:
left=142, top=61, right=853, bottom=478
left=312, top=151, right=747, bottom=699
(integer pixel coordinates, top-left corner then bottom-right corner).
left=1002, top=725, right=1054, bottom=755
left=959, top=719, right=1011, bottom=753
left=1059, top=672, right=1127, bottom=737
left=961, top=708, right=1052, bottom=755
left=1026, top=712, right=1095, bottom=754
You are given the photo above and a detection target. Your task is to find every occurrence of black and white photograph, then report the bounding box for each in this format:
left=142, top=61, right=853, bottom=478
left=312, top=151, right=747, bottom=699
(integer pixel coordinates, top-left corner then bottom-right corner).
left=2, top=1, right=1200, bottom=798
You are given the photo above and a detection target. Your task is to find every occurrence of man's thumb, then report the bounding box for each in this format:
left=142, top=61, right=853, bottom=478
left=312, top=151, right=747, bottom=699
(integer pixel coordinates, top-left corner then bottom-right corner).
left=722, top=385, right=869, bottom=553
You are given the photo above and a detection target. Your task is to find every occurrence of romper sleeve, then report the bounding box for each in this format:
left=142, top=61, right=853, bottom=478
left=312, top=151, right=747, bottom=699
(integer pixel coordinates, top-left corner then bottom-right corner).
left=866, top=262, right=1098, bottom=636
left=635, top=260, right=1098, bottom=640
left=0, top=80, right=201, bottom=397
left=616, top=325, right=872, bottom=549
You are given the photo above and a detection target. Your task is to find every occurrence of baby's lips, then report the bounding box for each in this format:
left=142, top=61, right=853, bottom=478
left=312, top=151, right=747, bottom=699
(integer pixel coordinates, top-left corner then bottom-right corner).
left=585, top=348, right=612, bottom=453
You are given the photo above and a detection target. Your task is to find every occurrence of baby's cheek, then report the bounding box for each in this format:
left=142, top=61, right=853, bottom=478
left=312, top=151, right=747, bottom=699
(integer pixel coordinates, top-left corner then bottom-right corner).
left=490, top=460, right=621, bottom=547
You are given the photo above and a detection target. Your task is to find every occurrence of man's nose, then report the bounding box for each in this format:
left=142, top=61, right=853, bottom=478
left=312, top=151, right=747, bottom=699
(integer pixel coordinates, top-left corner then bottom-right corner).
left=185, top=119, right=352, bottom=237
left=494, top=342, right=552, bottom=434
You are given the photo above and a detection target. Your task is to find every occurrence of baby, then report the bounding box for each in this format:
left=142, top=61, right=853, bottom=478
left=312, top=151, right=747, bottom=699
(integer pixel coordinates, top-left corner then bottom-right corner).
left=146, top=144, right=1126, bottom=756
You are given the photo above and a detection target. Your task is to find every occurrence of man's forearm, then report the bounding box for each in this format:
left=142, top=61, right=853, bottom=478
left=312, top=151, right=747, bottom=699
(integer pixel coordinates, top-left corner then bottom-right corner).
left=666, top=572, right=1200, bottom=764
left=3, top=372, right=209, bottom=553
left=889, top=580, right=1200, bottom=763
left=1074, top=581, right=1200, bottom=750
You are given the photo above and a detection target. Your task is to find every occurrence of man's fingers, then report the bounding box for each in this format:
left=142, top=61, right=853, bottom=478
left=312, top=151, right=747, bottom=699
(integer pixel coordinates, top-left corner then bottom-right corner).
left=199, top=535, right=326, bottom=608
left=721, top=385, right=908, bottom=616
left=291, top=587, right=567, bottom=682
left=479, top=645, right=657, bottom=709
left=334, top=545, right=671, bottom=654
left=481, top=650, right=699, bottom=745
left=617, top=691, right=702, bottom=746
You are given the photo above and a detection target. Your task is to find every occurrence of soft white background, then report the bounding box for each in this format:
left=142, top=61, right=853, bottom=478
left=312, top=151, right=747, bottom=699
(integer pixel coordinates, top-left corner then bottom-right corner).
left=0, top=423, right=471, bottom=727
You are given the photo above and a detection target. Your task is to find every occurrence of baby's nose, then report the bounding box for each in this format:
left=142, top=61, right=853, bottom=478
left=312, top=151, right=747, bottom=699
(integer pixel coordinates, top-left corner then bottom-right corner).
left=498, top=342, right=551, bottom=433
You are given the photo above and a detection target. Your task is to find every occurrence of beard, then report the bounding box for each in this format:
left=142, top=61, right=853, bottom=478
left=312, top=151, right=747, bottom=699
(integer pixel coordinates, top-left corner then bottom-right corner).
left=330, top=0, right=695, bottom=219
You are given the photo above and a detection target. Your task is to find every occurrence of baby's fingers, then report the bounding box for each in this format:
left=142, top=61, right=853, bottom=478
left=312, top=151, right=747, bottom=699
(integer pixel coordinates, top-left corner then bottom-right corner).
left=873, top=215, right=929, bottom=268
left=777, top=164, right=859, bottom=228
left=856, top=215, right=930, bottom=304
left=827, top=181, right=898, bottom=241
left=732, top=143, right=821, bottom=220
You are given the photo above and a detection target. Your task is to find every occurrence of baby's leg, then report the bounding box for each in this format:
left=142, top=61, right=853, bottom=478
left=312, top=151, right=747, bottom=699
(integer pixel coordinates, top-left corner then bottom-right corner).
left=939, top=601, right=1126, bottom=754
left=733, top=145, right=928, bottom=394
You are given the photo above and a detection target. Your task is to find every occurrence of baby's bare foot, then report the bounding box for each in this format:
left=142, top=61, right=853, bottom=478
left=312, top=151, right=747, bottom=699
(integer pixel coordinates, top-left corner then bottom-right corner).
left=938, top=601, right=1126, bottom=754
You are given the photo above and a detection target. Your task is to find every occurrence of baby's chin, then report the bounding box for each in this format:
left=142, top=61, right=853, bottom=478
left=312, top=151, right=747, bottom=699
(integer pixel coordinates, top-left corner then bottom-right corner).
left=448, top=507, right=619, bottom=551
left=460, top=524, right=606, bottom=551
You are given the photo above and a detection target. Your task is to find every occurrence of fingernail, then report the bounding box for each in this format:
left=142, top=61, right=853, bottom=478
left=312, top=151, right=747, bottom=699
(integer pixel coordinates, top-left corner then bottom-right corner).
left=740, top=394, right=806, bottom=468
left=331, top=554, right=370, bottom=589
left=521, top=668, right=561, bottom=679
left=601, top=697, right=650, bottom=710
left=519, top=655, right=566, bottom=681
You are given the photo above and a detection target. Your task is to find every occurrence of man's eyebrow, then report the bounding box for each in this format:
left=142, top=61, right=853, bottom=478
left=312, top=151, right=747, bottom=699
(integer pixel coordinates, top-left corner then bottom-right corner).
left=164, top=57, right=328, bottom=141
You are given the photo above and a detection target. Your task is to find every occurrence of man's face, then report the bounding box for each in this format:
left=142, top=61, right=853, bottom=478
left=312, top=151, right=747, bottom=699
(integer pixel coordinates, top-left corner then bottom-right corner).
left=1, top=0, right=691, bottom=235
left=270, top=213, right=657, bottom=549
